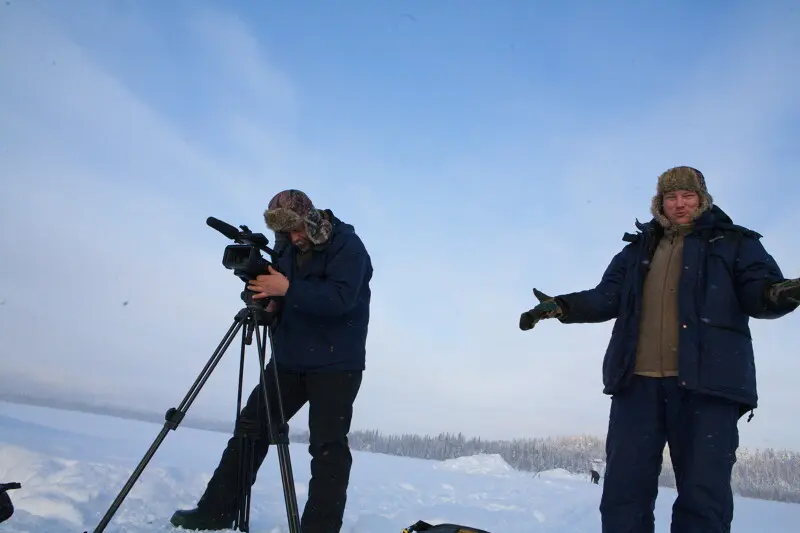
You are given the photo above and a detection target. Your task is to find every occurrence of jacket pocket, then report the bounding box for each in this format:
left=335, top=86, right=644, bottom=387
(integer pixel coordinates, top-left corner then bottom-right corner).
left=702, top=321, right=751, bottom=339
left=698, top=323, right=755, bottom=398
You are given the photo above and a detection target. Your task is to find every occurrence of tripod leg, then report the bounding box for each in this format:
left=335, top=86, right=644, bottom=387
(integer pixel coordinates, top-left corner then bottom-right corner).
left=233, top=319, right=257, bottom=532
left=86, top=312, right=248, bottom=533
left=234, top=434, right=255, bottom=532
left=255, top=320, right=302, bottom=533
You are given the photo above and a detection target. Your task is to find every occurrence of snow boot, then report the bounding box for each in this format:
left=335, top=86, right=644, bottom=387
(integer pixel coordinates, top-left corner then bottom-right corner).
left=169, top=507, right=234, bottom=531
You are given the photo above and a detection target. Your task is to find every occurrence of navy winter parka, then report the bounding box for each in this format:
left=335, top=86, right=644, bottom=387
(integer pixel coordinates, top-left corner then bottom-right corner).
left=555, top=205, right=796, bottom=410
left=270, top=212, right=373, bottom=372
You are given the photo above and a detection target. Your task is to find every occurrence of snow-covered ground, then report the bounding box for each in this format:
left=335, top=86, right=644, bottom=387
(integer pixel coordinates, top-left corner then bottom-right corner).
left=0, top=402, right=797, bottom=532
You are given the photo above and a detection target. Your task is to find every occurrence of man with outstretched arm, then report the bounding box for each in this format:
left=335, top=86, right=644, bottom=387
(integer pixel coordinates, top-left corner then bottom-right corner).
left=170, top=189, right=373, bottom=533
left=519, top=166, right=799, bottom=533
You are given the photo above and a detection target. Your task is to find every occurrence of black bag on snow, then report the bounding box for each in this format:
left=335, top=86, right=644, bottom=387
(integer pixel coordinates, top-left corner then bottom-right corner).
left=403, top=519, right=492, bottom=533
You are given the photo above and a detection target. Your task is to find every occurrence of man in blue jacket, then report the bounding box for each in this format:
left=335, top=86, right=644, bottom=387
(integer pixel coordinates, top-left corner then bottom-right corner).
left=519, top=167, right=799, bottom=533
left=171, top=189, right=372, bottom=533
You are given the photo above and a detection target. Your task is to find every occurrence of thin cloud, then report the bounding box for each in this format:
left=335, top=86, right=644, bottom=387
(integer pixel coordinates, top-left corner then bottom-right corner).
left=0, top=1, right=798, bottom=450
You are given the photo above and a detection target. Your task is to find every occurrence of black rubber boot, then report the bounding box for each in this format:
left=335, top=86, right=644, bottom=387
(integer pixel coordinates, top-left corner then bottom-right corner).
left=169, top=506, right=234, bottom=530
left=169, top=432, right=249, bottom=530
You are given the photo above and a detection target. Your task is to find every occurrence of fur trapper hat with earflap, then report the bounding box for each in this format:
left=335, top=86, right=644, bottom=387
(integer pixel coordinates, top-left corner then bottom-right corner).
left=263, top=189, right=332, bottom=245
left=650, top=166, right=714, bottom=228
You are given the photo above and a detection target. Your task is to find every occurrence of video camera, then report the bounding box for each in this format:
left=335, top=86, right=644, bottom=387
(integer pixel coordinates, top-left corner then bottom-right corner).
left=207, top=216, right=282, bottom=306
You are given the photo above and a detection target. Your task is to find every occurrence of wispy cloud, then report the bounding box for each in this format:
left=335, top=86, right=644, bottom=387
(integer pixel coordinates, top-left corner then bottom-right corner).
left=1, top=1, right=798, bottom=450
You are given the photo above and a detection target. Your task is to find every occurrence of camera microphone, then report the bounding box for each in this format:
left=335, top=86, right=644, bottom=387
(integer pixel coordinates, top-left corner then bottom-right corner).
left=207, top=217, right=242, bottom=241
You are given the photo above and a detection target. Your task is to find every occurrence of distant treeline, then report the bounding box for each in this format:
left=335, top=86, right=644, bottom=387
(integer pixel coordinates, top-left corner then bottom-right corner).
left=3, top=394, right=799, bottom=504
left=291, top=429, right=800, bottom=504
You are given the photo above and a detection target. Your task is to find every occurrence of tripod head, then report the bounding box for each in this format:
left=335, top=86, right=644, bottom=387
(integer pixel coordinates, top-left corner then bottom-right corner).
left=207, top=216, right=285, bottom=307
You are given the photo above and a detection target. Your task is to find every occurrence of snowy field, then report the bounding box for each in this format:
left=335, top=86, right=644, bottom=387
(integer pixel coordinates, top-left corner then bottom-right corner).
left=0, top=402, right=797, bottom=532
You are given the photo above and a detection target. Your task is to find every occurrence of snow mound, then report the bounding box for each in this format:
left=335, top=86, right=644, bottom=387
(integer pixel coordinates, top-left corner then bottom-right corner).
left=0, top=443, right=210, bottom=531
left=0, top=444, right=91, bottom=527
left=3, top=404, right=800, bottom=532
left=434, top=454, right=514, bottom=476
left=537, top=468, right=583, bottom=481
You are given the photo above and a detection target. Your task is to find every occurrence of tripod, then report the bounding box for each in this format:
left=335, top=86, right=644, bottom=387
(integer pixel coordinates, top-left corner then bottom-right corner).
left=86, top=299, right=301, bottom=533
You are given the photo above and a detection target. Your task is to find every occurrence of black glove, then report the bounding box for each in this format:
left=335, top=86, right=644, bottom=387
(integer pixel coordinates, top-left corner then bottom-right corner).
left=519, top=288, right=563, bottom=331
left=768, top=278, right=800, bottom=309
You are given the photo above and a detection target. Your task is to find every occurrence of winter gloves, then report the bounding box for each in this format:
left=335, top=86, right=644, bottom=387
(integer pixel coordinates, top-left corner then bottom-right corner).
left=768, top=278, right=800, bottom=309
left=519, top=288, right=563, bottom=331
left=518, top=278, right=800, bottom=332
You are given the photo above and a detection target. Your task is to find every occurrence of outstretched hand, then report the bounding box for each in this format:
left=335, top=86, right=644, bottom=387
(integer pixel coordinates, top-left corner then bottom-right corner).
left=519, top=288, right=563, bottom=331
left=769, top=278, right=800, bottom=307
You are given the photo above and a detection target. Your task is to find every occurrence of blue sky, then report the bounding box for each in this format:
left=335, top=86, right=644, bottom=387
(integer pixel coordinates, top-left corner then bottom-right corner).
left=1, top=0, right=799, bottom=450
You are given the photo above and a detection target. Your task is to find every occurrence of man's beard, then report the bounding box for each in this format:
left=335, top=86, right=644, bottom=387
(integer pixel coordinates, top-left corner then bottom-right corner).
left=293, top=238, right=312, bottom=252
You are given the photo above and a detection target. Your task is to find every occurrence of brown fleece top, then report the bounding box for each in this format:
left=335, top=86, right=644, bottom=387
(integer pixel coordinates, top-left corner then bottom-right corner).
left=634, top=224, right=693, bottom=377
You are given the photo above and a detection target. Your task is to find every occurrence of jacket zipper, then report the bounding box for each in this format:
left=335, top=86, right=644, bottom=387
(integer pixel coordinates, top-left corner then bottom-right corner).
left=659, top=232, right=677, bottom=376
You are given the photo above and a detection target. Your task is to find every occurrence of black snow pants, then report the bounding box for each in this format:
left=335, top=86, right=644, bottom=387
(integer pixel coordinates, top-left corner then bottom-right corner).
left=196, top=361, right=362, bottom=533
left=600, top=375, right=741, bottom=533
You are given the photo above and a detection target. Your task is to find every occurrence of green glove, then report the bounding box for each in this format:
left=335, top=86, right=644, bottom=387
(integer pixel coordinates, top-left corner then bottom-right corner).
left=769, top=278, right=800, bottom=308
left=519, top=288, right=563, bottom=331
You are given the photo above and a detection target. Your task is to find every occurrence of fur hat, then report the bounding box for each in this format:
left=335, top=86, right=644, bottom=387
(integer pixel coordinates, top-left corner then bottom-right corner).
left=263, top=189, right=332, bottom=245
left=650, top=166, right=713, bottom=227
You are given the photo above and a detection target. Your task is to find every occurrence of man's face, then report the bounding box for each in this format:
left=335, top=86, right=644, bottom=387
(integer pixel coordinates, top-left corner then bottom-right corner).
left=662, top=189, right=700, bottom=225
left=288, top=225, right=312, bottom=252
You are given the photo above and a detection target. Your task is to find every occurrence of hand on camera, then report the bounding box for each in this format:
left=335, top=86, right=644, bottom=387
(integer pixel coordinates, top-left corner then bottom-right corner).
left=519, top=288, right=562, bottom=331
left=247, top=265, right=289, bottom=299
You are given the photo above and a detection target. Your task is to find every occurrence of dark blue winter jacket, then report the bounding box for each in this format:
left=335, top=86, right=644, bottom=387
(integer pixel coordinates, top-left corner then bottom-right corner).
left=555, top=205, right=796, bottom=410
left=271, top=212, right=372, bottom=372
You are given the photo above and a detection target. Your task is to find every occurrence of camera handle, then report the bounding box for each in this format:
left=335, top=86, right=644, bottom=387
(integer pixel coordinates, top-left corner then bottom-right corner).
left=85, top=303, right=301, bottom=533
